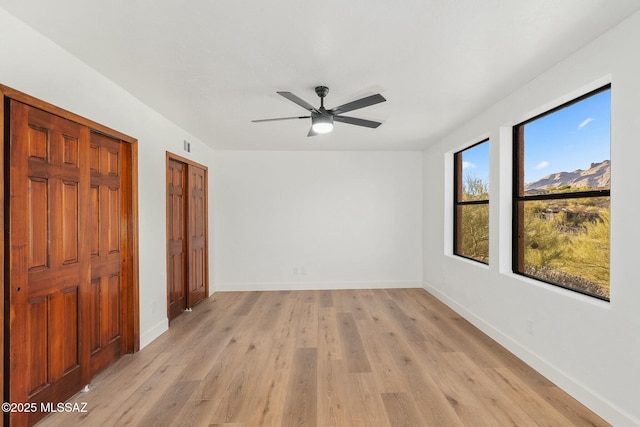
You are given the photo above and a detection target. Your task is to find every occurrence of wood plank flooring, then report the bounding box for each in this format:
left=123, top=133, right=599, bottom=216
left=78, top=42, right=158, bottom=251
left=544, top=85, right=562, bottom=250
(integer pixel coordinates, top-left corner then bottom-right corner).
left=36, top=289, right=609, bottom=426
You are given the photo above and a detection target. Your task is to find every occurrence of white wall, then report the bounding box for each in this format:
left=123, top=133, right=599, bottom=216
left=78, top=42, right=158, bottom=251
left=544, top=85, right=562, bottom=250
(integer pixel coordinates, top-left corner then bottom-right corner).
left=213, top=151, right=423, bottom=290
left=0, top=7, right=216, bottom=348
left=423, top=10, right=640, bottom=426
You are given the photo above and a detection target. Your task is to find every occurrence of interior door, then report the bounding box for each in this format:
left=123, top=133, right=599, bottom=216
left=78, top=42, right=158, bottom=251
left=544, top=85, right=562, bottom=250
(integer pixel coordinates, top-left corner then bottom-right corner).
left=88, top=132, right=123, bottom=375
left=3, top=85, right=140, bottom=427
left=8, top=100, right=91, bottom=426
left=167, top=158, right=187, bottom=321
left=166, top=154, right=208, bottom=322
left=187, top=164, right=207, bottom=307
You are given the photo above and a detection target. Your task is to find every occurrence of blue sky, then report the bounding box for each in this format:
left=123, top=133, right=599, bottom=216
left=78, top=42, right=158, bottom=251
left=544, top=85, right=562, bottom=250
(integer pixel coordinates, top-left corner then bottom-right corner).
left=461, top=88, right=610, bottom=186
left=523, top=88, right=610, bottom=183
left=461, top=141, right=490, bottom=190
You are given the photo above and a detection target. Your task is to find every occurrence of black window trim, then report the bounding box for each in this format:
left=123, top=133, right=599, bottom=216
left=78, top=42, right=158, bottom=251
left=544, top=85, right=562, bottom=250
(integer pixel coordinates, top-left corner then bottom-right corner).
left=511, top=84, right=611, bottom=301
left=454, top=138, right=490, bottom=265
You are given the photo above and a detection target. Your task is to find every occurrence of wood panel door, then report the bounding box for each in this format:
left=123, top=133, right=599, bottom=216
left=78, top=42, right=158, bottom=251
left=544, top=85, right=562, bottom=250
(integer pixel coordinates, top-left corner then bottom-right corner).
left=88, top=132, right=124, bottom=376
left=8, top=101, right=91, bottom=426
left=188, top=164, right=207, bottom=307
left=167, top=159, right=187, bottom=321
left=166, top=154, right=208, bottom=322
left=4, top=87, right=140, bottom=427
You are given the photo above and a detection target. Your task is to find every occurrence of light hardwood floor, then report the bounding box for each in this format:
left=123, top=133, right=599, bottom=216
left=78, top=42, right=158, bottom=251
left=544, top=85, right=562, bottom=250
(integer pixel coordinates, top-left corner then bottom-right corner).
left=37, top=289, right=609, bottom=426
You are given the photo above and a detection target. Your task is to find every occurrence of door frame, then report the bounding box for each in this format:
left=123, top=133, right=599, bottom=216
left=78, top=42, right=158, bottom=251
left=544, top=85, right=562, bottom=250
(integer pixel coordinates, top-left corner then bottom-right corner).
left=1, top=85, right=140, bottom=423
left=165, top=152, right=209, bottom=321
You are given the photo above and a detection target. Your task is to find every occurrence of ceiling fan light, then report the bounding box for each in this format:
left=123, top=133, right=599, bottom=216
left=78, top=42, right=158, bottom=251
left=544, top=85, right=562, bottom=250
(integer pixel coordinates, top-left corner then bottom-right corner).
left=311, top=115, right=334, bottom=134
left=312, top=122, right=333, bottom=134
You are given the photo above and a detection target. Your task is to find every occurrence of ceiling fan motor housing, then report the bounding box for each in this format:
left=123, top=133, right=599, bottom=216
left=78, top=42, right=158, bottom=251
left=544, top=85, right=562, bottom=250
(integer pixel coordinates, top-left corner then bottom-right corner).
left=311, top=110, right=334, bottom=134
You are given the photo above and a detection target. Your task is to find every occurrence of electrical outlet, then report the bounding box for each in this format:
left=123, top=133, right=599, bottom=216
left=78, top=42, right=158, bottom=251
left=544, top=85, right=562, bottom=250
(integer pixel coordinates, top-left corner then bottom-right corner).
left=301, top=267, right=307, bottom=275
left=293, top=267, right=299, bottom=275
left=526, top=319, right=534, bottom=336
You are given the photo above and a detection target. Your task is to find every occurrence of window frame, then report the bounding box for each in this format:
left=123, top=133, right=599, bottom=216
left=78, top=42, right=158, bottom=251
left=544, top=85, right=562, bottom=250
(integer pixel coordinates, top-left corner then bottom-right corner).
left=453, top=138, right=490, bottom=264
left=512, top=84, right=611, bottom=301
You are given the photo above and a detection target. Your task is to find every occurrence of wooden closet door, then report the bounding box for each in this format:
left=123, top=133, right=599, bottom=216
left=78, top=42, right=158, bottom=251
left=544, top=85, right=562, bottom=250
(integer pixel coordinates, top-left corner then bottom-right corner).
left=166, top=155, right=208, bottom=322
left=167, top=159, right=187, bottom=321
left=188, top=165, right=207, bottom=307
left=8, top=101, right=91, bottom=426
left=88, top=132, right=123, bottom=375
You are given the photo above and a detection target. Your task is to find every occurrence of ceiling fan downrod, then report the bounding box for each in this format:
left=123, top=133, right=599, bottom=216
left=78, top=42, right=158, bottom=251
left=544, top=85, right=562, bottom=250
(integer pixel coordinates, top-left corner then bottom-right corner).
left=315, top=86, right=329, bottom=109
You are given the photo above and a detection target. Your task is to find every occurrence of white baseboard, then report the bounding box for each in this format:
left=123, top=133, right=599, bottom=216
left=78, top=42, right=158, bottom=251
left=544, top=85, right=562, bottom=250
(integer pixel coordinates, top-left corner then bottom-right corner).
left=215, top=280, right=422, bottom=292
left=422, top=282, right=640, bottom=427
left=139, top=318, right=168, bottom=350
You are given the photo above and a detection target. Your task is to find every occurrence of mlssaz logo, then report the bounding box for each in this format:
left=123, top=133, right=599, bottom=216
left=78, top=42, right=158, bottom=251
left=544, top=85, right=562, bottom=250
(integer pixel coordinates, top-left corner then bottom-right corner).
left=41, top=402, right=88, bottom=413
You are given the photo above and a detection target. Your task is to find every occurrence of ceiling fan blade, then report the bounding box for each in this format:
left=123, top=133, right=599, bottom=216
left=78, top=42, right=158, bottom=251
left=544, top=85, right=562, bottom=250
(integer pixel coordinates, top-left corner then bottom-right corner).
left=252, top=116, right=310, bottom=123
left=307, top=127, right=318, bottom=137
left=277, top=91, right=319, bottom=113
left=329, top=93, right=386, bottom=115
left=333, top=115, right=382, bottom=128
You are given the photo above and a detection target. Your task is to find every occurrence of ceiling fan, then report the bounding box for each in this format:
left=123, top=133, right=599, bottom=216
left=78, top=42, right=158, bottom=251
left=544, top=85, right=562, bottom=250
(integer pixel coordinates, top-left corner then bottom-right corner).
left=252, top=86, right=386, bottom=137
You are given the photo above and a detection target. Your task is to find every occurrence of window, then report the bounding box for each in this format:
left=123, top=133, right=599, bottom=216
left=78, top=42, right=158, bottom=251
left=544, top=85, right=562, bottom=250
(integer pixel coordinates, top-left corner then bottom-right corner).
left=513, top=85, right=610, bottom=301
left=454, top=139, right=490, bottom=263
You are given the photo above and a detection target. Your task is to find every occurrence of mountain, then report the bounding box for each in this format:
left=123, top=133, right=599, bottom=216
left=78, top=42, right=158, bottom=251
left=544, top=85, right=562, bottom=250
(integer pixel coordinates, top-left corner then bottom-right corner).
left=524, top=160, right=610, bottom=194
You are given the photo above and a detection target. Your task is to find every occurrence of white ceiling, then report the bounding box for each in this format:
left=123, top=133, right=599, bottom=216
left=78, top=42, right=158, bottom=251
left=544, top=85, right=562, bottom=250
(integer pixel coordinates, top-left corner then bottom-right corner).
left=1, top=0, right=639, bottom=151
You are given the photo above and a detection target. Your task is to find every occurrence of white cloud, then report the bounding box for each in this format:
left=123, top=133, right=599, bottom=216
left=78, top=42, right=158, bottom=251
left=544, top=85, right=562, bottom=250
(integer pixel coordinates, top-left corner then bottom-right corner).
left=578, top=117, right=594, bottom=130
left=462, top=161, right=475, bottom=169
left=536, top=161, right=549, bottom=170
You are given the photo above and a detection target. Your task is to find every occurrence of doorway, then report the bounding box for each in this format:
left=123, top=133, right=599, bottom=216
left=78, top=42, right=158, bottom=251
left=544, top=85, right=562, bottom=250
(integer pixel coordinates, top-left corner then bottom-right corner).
left=166, top=153, right=208, bottom=322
